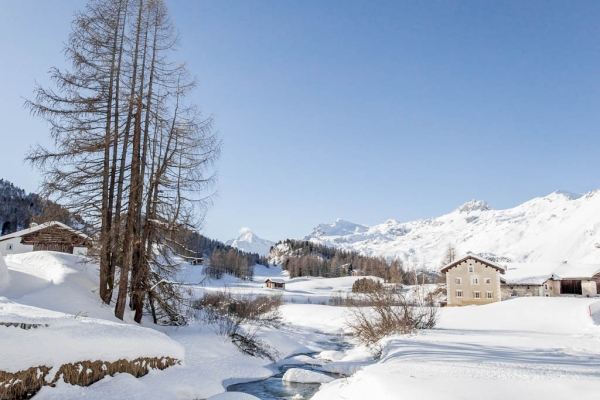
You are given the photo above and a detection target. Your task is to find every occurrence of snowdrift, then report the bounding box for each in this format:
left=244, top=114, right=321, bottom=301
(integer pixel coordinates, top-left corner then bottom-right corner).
left=0, top=252, right=184, bottom=399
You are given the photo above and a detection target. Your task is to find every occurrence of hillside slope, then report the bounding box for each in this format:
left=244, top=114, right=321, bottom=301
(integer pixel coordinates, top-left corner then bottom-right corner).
left=303, top=190, right=600, bottom=270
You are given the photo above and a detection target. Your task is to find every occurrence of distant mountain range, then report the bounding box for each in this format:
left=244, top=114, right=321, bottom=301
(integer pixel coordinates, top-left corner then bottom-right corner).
left=225, top=228, right=275, bottom=256
left=300, top=190, right=600, bottom=270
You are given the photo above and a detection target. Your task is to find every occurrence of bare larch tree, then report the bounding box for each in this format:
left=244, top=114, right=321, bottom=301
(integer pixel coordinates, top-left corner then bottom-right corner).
left=25, top=0, right=220, bottom=324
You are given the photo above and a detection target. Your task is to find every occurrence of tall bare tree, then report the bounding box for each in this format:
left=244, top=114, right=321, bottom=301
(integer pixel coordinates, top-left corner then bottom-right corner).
left=26, top=0, right=220, bottom=324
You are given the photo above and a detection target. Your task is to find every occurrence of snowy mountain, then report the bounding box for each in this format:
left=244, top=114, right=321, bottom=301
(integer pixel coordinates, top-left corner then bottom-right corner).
left=302, top=190, right=600, bottom=270
left=226, top=228, right=275, bottom=256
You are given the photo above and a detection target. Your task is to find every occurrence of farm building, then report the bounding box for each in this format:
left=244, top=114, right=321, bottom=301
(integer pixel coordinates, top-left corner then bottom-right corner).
left=0, top=221, right=92, bottom=256
left=502, top=262, right=600, bottom=298
left=443, top=254, right=600, bottom=306
left=265, top=278, right=285, bottom=290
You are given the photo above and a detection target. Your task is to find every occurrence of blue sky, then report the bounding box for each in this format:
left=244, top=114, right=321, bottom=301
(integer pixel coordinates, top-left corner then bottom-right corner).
left=1, top=1, right=599, bottom=242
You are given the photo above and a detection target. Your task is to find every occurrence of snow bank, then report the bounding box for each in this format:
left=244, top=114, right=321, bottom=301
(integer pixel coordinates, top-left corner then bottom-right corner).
left=280, top=355, right=324, bottom=366
left=207, top=393, right=261, bottom=400
left=282, top=368, right=334, bottom=383
left=317, top=350, right=345, bottom=361
left=0, top=255, right=9, bottom=292
left=0, top=299, right=184, bottom=374
left=280, top=304, right=350, bottom=334
left=438, top=297, right=598, bottom=334
left=6, top=251, right=80, bottom=284
left=313, top=297, right=600, bottom=400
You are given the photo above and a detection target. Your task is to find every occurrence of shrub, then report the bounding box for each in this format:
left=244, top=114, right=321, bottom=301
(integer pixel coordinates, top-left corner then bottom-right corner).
left=192, top=289, right=282, bottom=361
left=352, top=277, right=383, bottom=293
left=346, top=285, right=437, bottom=357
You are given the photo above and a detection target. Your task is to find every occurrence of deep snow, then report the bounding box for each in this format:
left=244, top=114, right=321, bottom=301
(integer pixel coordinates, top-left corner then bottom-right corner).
left=2, top=251, right=600, bottom=399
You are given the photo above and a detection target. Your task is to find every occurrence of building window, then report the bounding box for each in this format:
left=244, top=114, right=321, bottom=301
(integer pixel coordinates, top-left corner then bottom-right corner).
left=486, top=291, right=493, bottom=299
left=6, top=244, right=12, bottom=251
left=468, top=265, right=474, bottom=273
left=474, top=291, right=481, bottom=299
left=455, top=277, right=462, bottom=284
left=485, top=278, right=491, bottom=284
left=472, top=277, right=479, bottom=285
left=544, top=284, right=548, bottom=290
left=456, top=290, right=463, bottom=298
left=545, top=294, right=549, bottom=297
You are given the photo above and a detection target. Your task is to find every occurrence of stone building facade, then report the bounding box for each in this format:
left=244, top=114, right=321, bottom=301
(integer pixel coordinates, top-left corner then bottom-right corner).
left=441, top=254, right=505, bottom=306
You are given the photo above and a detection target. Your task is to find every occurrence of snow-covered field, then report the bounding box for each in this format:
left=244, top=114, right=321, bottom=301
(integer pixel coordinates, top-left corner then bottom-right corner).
left=2, top=251, right=600, bottom=399
left=314, top=298, right=600, bottom=400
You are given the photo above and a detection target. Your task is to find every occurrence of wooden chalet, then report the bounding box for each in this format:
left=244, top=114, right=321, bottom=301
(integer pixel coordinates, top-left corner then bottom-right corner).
left=265, top=278, right=286, bottom=290
left=0, top=221, right=92, bottom=255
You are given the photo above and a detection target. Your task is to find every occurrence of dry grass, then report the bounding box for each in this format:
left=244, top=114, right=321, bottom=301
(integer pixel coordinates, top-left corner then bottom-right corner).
left=0, top=366, right=50, bottom=400
left=0, top=356, right=179, bottom=400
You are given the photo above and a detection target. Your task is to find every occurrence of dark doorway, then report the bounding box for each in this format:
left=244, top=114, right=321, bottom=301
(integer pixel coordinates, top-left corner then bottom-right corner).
left=561, top=280, right=582, bottom=295
left=1, top=221, right=11, bottom=236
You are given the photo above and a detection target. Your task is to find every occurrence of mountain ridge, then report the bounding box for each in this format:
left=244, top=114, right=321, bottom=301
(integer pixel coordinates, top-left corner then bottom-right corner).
left=301, top=189, right=600, bottom=270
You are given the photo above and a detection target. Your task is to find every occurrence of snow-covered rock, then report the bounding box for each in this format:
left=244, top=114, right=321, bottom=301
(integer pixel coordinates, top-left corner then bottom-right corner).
left=207, top=393, right=261, bottom=400
left=301, top=189, right=600, bottom=269
left=281, top=354, right=325, bottom=366
left=226, top=228, right=275, bottom=256
left=282, top=368, right=335, bottom=383
left=317, top=350, right=346, bottom=361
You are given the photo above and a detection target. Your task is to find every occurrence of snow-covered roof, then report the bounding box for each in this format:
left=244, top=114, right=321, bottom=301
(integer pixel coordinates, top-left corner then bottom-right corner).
left=0, top=221, right=90, bottom=242
left=553, top=262, right=600, bottom=280
left=502, top=263, right=558, bottom=285
left=440, top=253, right=506, bottom=274
left=265, top=278, right=285, bottom=284
left=502, top=262, right=600, bottom=285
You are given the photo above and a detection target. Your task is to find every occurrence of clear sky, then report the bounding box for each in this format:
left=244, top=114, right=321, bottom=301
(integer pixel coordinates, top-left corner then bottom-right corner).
left=1, top=1, right=599, bottom=242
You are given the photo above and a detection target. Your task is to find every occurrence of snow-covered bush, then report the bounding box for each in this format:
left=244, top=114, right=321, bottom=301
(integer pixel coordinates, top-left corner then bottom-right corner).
left=192, top=289, right=282, bottom=360
left=346, top=286, right=438, bottom=357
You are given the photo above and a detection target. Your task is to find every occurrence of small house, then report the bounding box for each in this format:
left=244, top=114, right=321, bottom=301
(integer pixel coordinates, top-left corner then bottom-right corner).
left=0, top=221, right=92, bottom=256
left=265, top=278, right=285, bottom=290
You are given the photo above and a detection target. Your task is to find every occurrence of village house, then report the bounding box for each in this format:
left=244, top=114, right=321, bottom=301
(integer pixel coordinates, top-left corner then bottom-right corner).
left=0, top=221, right=92, bottom=257
left=265, top=278, right=286, bottom=290
left=441, top=253, right=505, bottom=306
left=443, top=254, right=600, bottom=306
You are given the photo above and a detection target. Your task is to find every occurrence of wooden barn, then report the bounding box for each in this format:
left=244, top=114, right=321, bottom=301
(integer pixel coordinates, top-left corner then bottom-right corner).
left=0, top=221, right=92, bottom=256
left=265, top=278, right=286, bottom=290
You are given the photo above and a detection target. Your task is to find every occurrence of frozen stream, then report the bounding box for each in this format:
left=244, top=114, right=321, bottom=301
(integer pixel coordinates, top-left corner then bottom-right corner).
left=227, top=335, right=353, bottom=399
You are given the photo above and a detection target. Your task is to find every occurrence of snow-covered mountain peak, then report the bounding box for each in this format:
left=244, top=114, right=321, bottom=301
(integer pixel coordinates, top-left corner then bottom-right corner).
left=226, top=228, right=275, bottom=256
left=300, top=188, right=600, bottom=270
left=305, top=219, right=368, bottom=239
left=455, top=199, right=491, bottom=213
left=551, top=190, right=583, bottom=200
left=236, top=227, right=255, bottom=241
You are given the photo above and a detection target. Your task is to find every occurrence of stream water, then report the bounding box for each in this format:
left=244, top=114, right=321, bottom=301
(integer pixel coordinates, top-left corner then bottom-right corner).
left=227, top=335, right=352, bottom=400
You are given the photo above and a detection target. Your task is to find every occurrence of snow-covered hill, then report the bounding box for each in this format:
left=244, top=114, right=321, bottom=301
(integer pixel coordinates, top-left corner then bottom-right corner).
left=226, top=228, right=275, bottom=256
left=302, top=190, right=600, bottom=270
